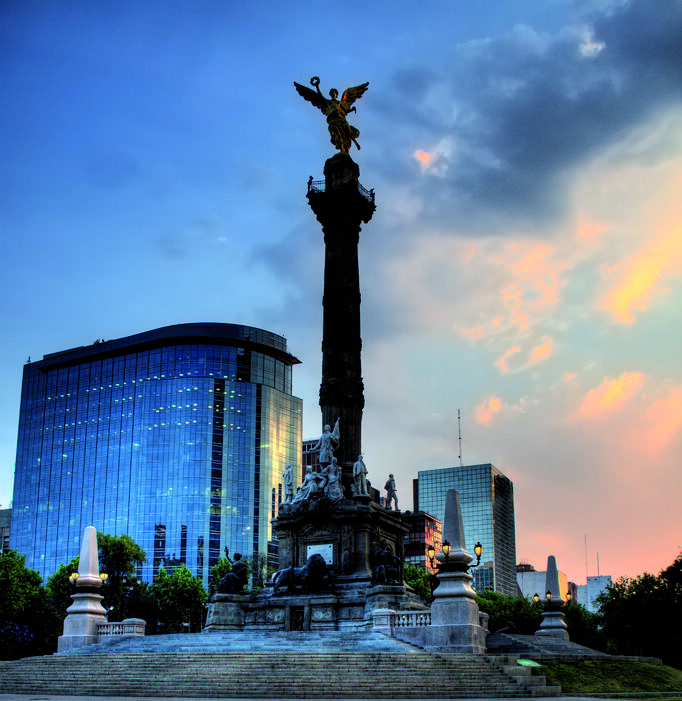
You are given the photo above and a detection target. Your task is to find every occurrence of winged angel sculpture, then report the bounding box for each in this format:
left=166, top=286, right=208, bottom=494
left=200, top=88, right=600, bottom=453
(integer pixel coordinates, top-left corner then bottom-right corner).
left=294, top=77, right=369, bottom=154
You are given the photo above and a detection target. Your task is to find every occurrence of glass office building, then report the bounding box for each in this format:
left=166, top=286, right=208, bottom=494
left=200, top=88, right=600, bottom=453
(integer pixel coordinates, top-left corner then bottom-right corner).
left=413, top=464, right=517, bottom=596
left=10, top=323, right=302, bottom=586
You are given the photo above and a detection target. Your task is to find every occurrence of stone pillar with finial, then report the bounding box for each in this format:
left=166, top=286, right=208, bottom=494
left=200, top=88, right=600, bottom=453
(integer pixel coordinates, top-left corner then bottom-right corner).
left=58, top=525, right=107, bottom=652
left=425, top=489, right=486, bottom=653
left=535, top=555, right=569, bottom=640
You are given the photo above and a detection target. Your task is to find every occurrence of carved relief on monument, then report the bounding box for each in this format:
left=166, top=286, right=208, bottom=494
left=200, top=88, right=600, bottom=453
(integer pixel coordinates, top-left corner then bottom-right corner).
left=341, top=524, right=354, bottom=574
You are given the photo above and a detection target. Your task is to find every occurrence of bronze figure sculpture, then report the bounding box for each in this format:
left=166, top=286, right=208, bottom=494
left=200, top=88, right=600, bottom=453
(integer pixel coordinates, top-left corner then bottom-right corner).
left=294, top=76, right=369, bottom=154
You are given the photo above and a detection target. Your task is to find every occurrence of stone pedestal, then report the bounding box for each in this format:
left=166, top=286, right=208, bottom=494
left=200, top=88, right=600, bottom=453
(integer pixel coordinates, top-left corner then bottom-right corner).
left=57, top=526, right=107, bottom=652
left=58, top=592, right=107, bottom=652
left=424, top=569, right=486, bottom=654
left=535, top=603, right=569, bottom=640
left=365, top=584, right=423, bottom=619
left=204, top=594, right=251, bottom=632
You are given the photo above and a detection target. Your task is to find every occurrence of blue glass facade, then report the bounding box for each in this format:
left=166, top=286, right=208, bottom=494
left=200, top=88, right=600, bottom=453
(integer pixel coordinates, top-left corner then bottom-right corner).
left=10, top=323, right=302, bottom=585
left=414, top=464, right=517, bottom=596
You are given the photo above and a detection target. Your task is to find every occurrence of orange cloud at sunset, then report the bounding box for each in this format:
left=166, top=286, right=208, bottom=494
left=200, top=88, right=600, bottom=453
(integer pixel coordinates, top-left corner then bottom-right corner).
left=495, top=345, right=522, bottom=373
left=600, top=209, right=682, bottom=324
left=528, top=338, right=553, bottom=366
left=414, top=149, right=431, bottom=167
left=476, top=396, right=503, bottom=424
left=577, top=218, right=609, bottom=241
left=576, top=371, right=645, bottom=420
left=640, top=384, right=682, bottom=454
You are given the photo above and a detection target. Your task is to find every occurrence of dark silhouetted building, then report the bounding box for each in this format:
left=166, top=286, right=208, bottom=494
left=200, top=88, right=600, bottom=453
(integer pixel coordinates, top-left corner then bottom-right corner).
left=10, top=323, right=302, bottom=585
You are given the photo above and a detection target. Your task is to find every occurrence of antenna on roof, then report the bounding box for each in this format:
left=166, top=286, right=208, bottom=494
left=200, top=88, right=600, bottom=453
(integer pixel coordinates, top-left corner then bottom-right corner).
left=457, top=409, right=463, bottom=467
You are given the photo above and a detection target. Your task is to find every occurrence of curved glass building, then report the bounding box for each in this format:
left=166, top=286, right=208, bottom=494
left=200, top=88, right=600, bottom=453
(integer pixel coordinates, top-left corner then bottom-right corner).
left=10, top=323, right=302, bottom=585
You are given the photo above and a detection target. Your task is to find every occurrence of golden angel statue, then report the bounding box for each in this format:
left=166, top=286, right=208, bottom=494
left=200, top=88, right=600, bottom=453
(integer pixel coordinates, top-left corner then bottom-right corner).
left=294, top=76, right=369, bottom=154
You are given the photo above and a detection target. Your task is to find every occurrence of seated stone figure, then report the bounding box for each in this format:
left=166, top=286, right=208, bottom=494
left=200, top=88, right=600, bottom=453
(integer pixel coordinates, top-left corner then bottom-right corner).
left=292, top=466, right=326, bottom=504
left=218, top=549, right=248, bottom=594
left=370, top=540, right=401, bottom=587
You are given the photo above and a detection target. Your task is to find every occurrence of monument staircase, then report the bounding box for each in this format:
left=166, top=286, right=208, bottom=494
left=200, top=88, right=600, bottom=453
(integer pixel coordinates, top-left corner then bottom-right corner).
left=1, top=630, right=561, bottom=698
left=487, top=631, right=610, bottom=658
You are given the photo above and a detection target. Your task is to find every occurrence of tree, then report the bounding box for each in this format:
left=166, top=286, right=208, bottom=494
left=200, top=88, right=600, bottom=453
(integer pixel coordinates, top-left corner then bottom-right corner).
left=476, top=591, right=542, bottom=634
left=149, top=565, right=207, bottom=633
left=0, top=550, right=61, bottom=659
left=597, top=553, right=682, bottom=666
left=563, top=601, right=605, bottom=651
left=97, top=532, right=146, bottom=621
left=244, top=552, right=275, bottom=592
left=208, top=555, right=232, bottom=596
left=403, top=564, right=434, bottom=603
left=45, top=556, right=80, bottom=620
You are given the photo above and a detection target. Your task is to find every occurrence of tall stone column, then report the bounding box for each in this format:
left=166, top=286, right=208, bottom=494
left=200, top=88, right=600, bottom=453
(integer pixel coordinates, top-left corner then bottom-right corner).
left=307, top=153, right=375, bottom=468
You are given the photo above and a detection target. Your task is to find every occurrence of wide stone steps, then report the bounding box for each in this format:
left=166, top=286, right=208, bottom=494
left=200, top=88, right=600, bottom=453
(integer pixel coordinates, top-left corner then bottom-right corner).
left=487, top=632, right=610, bottom=657
left=2, top=651, right=532, bottom=698
left=58, top=630, right=415, bottom=656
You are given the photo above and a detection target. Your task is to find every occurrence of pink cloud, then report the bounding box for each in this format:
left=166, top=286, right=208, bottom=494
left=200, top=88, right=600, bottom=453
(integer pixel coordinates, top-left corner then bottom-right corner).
left=640, top=384, right=682, bottom=454
left=576, top=371, right=645, bottom=420
left=528, top=338, right=553, bottom=366
left=599, top=200, right=682, bottom=324
left=494, top=345, right=522, bottom=373
left=476, top=396, right=503, bottom=424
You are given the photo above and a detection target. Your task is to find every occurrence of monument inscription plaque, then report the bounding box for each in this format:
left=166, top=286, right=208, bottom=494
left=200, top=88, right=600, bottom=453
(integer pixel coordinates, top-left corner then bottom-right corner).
left=307, top=543, right=334, bottom=565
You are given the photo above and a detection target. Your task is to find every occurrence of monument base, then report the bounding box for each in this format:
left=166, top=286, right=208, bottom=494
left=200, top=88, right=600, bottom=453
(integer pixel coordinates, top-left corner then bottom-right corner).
left=535, top=609, right=569, bottom=640
left=204, top=580, right=426, bottom=633
left=204, top=594, right=252, bottom=632
left=57, top=592, right=107, bottom=653
left=424, top=623, right=486, bottom=654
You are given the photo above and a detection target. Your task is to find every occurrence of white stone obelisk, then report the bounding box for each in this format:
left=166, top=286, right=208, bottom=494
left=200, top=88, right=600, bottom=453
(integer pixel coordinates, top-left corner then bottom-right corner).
left=535, top=554, right=569, bottom=640
left=58, top=526, right=107, bottom=652
left=425, top=489, right=485, bottom=653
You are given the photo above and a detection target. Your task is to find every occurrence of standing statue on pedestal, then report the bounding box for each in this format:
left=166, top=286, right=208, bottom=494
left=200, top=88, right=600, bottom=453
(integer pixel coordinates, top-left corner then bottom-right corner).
left=322, top=457, right=344, bottom=501
left=282, top=465, right=295, bottom=504
left=353, top=455, right=369, bottom=496
left=294, top=77, right=369, bottom=154
left=312, top=418, right=340, bottom=467
left=385, top=474, right=399, bottom=510
left=218, top=548, right=248, bottom=594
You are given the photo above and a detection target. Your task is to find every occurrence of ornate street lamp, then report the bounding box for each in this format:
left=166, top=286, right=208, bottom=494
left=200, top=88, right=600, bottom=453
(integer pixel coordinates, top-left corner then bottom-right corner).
left=533, top=592, right=540, bottom=604
left=427, top=544, right=436, bottom=568
left=473, top=541, right=483, bottom=567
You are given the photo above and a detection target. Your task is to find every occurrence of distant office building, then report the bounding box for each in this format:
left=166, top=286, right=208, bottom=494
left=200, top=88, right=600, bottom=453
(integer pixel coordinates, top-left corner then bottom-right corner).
left=577, top=575, right=612, bottom=613
left=414, top=464, right=517, bottom=596
left=10, top=323, right=302, bottom=585
left=302, top=438, right=321, bottom=472
left=0, top=508, right=11, bottom=552
left=516, top=562, right=569, bottom=600
left=403, top=510, right=442, bottom=574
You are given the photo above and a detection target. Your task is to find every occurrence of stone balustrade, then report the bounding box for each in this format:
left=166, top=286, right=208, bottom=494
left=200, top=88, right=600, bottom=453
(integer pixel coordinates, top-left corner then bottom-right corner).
left=392, top=610, right=431, bottom=628
left=97, top=618, right=146, bottom=637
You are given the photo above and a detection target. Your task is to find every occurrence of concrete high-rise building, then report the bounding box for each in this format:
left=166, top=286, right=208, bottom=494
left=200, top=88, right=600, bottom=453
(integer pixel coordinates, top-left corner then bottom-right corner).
left=516, top=563, right=569, bottom=600
left=577, top=575, right=612, bottom=613
left=10, top=323, right=302, bottom=585
left=413, top=464, right=517, bottom=596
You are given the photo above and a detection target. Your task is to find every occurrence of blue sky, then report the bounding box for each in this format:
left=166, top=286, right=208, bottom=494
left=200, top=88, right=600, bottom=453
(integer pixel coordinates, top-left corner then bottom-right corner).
left=2, top=0, right=681, bottom=583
